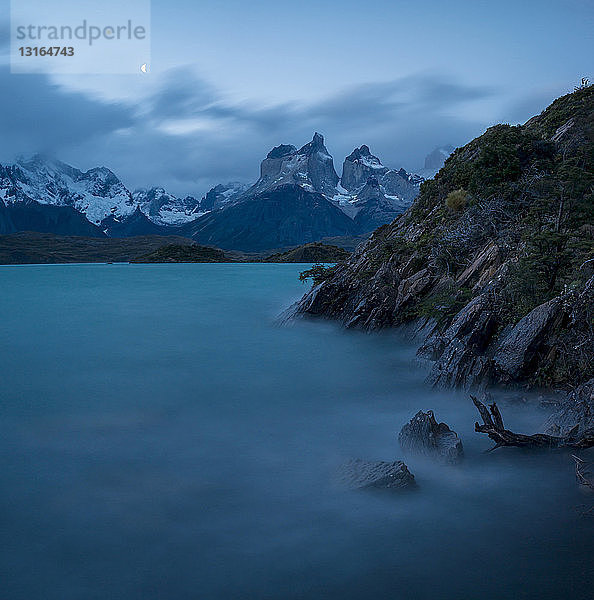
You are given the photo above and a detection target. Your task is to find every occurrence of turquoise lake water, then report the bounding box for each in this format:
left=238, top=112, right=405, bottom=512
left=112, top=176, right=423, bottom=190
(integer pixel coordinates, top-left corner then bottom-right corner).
left=0, top=263, right=592, bottom=599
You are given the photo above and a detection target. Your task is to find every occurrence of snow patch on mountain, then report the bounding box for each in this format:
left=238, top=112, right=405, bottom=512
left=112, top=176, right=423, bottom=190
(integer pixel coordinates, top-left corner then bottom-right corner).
left=133, top=187, right=205, bottom=225
left=0, top=156, right=136, bottom=225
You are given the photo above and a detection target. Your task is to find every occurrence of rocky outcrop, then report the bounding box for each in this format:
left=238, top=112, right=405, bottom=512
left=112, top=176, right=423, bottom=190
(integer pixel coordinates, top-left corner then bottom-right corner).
left=341, top=145, right=387, bottom=191
left=543, top=379, right=594, bottom=437
left=336, top=459, right=416, bottom=490
left=340, top=145, right=420, bottom=203
left=398, top=411, right=463, bottom=464
left=422, top=294, right=497, bottom=388
left=290, top=86, right=594, bottom=390
left=493, top=297, right=562, bottom=381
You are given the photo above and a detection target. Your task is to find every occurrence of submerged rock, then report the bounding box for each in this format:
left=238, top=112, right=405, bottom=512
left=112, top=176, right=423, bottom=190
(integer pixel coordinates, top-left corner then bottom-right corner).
left=399, top=410, right=464, bottom=464
left=337, top=459, right=416, bottom=491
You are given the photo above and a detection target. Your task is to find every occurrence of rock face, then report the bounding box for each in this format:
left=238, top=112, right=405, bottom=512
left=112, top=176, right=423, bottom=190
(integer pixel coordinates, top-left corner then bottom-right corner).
left=399, top=411, right=464, bottom=464
left=340, top=145, right=420, bottom=203
left=336, top=459, right=416, bottom=490
left=246, top=133, right=340, bottom=198
left=421, top=294, right=498, bottom=388
left=543, top=379, right=594, bottom=437
left=492, top=298, right=562, bottom=380
left=290, top=86, right=594, bottom=390
left=341, top=145, right=387, bottom=191
left=351, top=177, right=410, bottom=233
left=199, top=182, right=249, bottom=212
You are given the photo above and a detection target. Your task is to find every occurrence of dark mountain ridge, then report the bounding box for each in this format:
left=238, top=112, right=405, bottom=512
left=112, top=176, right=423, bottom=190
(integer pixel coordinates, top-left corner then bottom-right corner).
left=186, top=184, right=357, bottom=252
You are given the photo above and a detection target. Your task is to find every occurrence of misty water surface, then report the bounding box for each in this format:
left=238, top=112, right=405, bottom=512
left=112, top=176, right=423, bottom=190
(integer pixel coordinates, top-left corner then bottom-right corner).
left=0, top=264, right=592, bottom=599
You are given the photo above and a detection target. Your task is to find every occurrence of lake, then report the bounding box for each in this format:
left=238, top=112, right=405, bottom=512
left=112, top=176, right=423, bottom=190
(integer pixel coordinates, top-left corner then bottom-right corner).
left=0, top=264, right=592, bottom=599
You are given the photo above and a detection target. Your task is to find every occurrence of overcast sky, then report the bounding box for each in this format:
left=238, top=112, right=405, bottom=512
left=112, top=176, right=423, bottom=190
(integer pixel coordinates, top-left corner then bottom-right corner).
left=1, top=0, right=592, bottom=197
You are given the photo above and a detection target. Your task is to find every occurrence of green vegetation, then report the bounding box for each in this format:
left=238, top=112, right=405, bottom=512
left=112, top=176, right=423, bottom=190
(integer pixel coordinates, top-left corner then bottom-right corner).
left=411, top=86, right=593, bottom=305
left=131, top=244, right=231, bottom=263
left=0, top=232, right=198, bottom=264
left=299, top=263, right=338, bottom=285
left=445, top=189, right=468, bottom=211
left=265, top=242, right=350, bottom=263
left=414, top=285, right=473, bottom=325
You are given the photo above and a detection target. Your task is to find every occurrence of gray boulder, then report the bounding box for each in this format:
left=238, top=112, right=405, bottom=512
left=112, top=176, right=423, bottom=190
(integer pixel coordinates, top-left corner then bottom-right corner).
left=336, top=459, right=416, bottom=490
left=399, top=410, right=464, bottom=464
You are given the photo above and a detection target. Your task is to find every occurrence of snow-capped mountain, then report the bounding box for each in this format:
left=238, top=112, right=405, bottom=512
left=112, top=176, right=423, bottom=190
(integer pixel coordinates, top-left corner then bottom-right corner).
left=331, top=145, right=421, bottom=226
left=0, top=138, right=427, bottom=249
left=200, top=182, right=249, bottom=211
left=340, top=145, right=420, bottom=201
left=132, top=187, right=205, bottom=226
left=0, top=155, right=137, bottom=226
left=0, top=156, right=207, bottom=234
left=234, top=135, right=422, bottom=227
left=184, top=136, right=424, bottom=249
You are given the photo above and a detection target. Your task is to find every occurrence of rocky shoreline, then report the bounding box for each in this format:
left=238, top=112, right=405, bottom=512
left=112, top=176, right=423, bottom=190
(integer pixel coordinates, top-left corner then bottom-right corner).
left=289, top=86, right=593, bottom=395
left=287, top=87, right=593, bottom=488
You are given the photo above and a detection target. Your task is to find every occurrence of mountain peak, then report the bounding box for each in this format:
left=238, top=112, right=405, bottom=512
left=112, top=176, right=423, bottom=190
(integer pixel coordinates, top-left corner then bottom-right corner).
left=345, top=145, right=375, bottom=162
left=341, top=145, right=386, bottom=191
left=266, top=144, right=297, bottom=160
left=248, top=133, right=338, bottom=197
left=297, top=132, right=328, bottom=156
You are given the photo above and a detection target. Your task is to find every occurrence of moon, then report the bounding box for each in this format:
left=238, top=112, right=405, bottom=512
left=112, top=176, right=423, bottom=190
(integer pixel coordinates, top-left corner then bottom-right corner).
left=140, top=64, right=148, bottom=73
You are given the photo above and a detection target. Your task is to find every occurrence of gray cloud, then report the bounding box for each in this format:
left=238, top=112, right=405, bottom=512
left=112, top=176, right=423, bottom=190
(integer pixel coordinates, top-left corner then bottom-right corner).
left=0, top=67, right=134, bottom=158
left=0, top=65, right=541, bottom=200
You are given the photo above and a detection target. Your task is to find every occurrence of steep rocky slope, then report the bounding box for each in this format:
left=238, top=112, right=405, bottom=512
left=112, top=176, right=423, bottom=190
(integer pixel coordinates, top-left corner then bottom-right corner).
left=292, top=86, right=594, bottom=390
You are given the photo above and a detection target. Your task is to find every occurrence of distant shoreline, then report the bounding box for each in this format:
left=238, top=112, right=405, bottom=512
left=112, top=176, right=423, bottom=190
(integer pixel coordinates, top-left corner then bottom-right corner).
left=0, top=232, right=352, bottom=265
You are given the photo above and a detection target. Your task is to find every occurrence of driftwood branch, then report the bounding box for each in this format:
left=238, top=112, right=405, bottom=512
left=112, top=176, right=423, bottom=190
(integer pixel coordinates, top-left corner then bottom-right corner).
left=471, top=396, right=594, bottom=451
left=572, top=455, right=594, bottom=490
